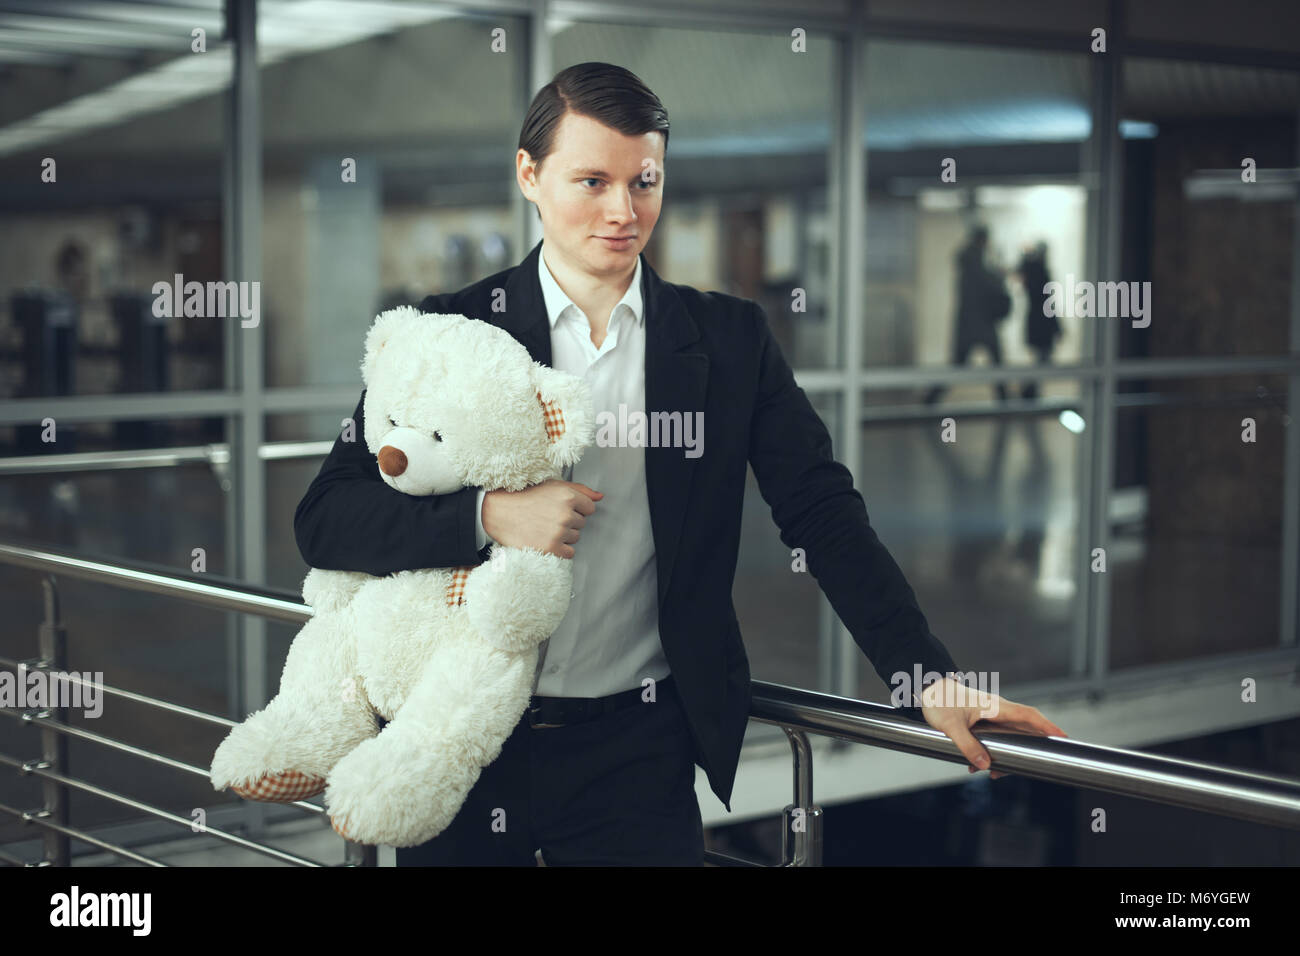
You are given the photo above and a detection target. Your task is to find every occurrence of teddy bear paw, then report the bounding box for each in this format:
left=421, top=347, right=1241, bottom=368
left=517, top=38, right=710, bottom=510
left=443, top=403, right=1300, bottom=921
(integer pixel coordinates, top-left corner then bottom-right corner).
left=323, top=727, right=482, bottom=847
left=330, top=814, right=355, bottom=841
left=230, top=770, right=327, bottom=803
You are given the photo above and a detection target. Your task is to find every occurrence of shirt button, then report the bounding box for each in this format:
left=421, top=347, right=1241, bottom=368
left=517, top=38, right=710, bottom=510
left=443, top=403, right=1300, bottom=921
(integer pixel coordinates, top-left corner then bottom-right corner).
left=548, top=665, right=559, bottom=674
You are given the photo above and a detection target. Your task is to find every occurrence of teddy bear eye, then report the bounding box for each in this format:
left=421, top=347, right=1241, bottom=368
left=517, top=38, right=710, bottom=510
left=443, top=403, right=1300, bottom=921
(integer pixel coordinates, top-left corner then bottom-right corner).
left=388, top=416, right=397, bottom=427
left=433, top=431, right=442, bottom=442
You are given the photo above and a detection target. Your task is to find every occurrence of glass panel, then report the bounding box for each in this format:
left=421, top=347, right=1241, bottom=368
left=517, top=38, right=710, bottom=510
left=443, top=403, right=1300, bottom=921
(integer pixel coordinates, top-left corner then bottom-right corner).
left=260, top=10, right=526, bottom=387
left=862, top=41, right=1094, bottom=377
left=1118, top=59, right=1299, bottom=359
left=552, top=22, right=837, bottom=368
left=1109, top=374, right=1287, bottom=668
left=0, top=416, right=228, bottom=567
left=266, top=414, right=329, bottom=592
left=0, top=7, right=231, bottom=397
left=733, top=392, right=840, bottom=694
left=854, top=385, right=1084, bottom=702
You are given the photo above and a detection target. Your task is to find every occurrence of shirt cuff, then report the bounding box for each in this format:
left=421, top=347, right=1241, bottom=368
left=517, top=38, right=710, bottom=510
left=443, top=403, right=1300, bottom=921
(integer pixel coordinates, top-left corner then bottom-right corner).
left=474, top=488, right=493, bottom=549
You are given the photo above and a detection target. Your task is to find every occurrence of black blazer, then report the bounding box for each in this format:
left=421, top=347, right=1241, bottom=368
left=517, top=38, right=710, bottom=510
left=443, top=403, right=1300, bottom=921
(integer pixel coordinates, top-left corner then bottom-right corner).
left=294, top=238, right=959, bottom=812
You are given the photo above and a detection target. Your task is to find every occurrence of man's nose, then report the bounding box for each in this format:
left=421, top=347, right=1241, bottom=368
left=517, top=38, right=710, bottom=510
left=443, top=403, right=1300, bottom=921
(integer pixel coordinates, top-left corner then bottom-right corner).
left=606, top=188, right=637, bottom=222
left=378, top=445, right=407, bottom=477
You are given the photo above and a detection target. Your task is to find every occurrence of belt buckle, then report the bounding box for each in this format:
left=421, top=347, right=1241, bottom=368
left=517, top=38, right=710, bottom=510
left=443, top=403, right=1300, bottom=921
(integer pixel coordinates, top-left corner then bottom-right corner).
left=527, top=703, right=565, bottom=729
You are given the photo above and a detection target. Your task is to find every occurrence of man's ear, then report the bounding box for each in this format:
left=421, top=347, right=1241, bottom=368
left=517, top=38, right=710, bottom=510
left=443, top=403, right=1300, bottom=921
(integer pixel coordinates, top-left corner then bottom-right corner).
left=361, top=306, right=424, bottom=387
left=531, top=364, right=594, bottom=469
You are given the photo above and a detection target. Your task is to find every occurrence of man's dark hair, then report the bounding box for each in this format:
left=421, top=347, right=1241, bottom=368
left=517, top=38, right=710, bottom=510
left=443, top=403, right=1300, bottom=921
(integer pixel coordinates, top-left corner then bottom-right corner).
left=518, top=62, right=670, bottom=175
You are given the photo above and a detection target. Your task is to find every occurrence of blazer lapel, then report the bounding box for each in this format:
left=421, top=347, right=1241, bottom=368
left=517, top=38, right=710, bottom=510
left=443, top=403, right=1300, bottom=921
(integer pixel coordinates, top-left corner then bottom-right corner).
left=496, top=239, right=552, bottom=367
left=497, top=239, right=709, bottom=610
left=642, top=254, right=709, bottom=611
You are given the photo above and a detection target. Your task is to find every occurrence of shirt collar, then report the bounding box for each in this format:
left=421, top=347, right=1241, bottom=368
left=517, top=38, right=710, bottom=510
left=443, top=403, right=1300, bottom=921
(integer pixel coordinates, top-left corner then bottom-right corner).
left=538, top=241, right=645, bottom=331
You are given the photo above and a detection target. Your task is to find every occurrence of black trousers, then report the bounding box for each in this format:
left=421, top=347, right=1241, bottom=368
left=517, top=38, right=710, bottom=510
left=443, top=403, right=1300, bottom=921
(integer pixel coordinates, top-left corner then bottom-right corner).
left=395, top=680, right=705, bottom=866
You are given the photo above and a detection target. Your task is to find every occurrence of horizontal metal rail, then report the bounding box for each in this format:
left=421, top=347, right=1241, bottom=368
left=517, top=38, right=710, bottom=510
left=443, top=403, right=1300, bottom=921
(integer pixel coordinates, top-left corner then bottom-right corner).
left=0, top=657, right=240, bottom=730
left=0, top=753, right=320, bottom=866
left=0, top=706, right=326, bottom=816
left=0, top=440, right=332, bottom=476
left=0, top=382, right=1286, bottom=475
left=750, top=684, right=1300, bottom=831
left=0, top=543, right=310, bottom=624
left=0, top=800, right=165, bottom=866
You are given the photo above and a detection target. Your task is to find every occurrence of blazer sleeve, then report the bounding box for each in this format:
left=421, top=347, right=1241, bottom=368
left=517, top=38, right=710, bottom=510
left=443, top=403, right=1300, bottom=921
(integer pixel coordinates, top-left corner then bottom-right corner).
left=744, top=302, right=960, bottom=697
left=293, top=389, right=485, bottom=576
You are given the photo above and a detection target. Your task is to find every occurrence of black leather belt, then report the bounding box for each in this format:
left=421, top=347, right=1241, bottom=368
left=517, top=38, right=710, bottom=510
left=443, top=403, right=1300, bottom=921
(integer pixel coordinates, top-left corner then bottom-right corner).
left=527, top=675, right=676, bottom=729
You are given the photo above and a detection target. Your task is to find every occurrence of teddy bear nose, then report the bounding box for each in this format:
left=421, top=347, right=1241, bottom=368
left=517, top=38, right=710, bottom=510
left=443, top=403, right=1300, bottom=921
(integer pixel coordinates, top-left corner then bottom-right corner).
left=378, top=445, right=407, bottom=477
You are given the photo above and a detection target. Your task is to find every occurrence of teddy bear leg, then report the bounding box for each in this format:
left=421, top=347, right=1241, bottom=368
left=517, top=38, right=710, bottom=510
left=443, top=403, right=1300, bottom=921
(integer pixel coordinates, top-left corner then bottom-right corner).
left=210, top=607, right=377, bottom=802
left=324, top=640, right=536, bottom=847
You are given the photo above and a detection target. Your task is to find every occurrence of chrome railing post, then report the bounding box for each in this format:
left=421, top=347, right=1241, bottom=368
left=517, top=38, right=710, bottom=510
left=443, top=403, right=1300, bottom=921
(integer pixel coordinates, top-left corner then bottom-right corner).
left=36, top=575, right=70, bottom=866
left=781, top=727, right=823, bottom=867
left=343, top=841, right=378, bottom=867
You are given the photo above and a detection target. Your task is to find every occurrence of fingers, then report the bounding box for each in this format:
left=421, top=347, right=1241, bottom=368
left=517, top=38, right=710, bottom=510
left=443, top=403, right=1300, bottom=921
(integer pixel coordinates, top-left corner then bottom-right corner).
left=944, top=723, right=993, bottom=776
left=993, top=702, right=1068, bottom=738
left=568, top=482, right=603, bottom=500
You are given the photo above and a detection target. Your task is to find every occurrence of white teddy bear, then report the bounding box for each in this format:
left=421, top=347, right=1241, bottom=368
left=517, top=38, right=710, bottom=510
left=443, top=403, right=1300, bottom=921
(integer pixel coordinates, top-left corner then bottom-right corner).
left=209, top=306, right=594, bottom=847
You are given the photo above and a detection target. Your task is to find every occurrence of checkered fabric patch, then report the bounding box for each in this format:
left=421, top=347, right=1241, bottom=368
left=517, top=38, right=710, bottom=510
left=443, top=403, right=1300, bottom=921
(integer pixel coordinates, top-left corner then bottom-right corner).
left=446, top=566, right=473, bottom=606
left=231, top=769, right=326, bottom=803
left=537, top=390, right=566, bottom=442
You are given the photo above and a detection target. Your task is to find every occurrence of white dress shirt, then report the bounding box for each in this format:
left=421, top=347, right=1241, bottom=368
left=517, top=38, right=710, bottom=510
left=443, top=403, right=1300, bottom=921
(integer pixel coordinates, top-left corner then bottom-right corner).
left=472, top=243, right=668, bottom=699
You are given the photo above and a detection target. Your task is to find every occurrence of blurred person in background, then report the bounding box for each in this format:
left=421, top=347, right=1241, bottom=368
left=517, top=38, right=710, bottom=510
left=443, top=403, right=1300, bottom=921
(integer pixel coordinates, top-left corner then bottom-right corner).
left=925, top=224, right=1013, bottom=404
left=1014, top=240, right=1060, bottom=400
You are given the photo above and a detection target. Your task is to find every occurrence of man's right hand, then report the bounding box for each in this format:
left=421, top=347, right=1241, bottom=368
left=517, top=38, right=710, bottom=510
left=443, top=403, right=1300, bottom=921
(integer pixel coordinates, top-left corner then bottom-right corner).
left=482, top=479, right=603, bottom=559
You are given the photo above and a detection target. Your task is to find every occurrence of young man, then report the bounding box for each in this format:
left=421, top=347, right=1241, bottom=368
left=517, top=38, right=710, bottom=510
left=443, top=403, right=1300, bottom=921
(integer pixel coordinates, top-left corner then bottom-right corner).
left=294, top=62, right=1064, bottom=867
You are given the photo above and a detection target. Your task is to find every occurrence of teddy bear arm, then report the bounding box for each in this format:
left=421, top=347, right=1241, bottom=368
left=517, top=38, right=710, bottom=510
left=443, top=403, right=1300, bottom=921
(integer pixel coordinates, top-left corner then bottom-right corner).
left=463, top=546, right=574, bottom=654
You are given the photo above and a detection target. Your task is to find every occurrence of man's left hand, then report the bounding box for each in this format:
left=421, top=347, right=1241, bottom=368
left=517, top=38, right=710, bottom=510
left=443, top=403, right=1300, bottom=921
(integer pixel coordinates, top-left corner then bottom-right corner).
left=918, top=677, right=1067, bottom=780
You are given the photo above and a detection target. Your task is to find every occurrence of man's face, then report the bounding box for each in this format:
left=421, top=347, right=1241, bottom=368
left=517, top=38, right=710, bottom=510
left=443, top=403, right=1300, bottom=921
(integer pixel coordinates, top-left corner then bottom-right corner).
left=516, top=111, right=664, bottom=279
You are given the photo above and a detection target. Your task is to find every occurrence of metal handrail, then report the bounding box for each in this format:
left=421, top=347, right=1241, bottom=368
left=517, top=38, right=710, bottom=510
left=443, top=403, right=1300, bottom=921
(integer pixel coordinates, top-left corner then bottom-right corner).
left=0, top=381, right=1284, bottom=476
left=0, top=440, right=332, bottom=476
left=2, top=540, right=1300, bottom=867
left=749, top=684, right=1300, bottom=832
left=0, top=542, right=310, bottom=623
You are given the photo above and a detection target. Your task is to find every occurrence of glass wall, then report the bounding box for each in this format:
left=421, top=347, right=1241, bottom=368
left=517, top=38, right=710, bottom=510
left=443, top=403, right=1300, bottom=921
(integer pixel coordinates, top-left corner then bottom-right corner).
left=1117, top=59, right=1299, bottom=360
left=0, top=10, right=230, bottom=401
left=856, top=387, right=1084, bottom=700
left=861, top=41, right=1094, bottom=376
left=257, top=8, right=528, bottom=396
left=1109, top=375, right=1288, bottom=668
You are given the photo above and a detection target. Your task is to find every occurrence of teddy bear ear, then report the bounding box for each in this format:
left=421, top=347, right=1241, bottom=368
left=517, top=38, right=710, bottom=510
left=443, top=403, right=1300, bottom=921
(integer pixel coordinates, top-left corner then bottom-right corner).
left=531, top=364, right=595, bottom=469
left=360, top=306, right=425, bottom=386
